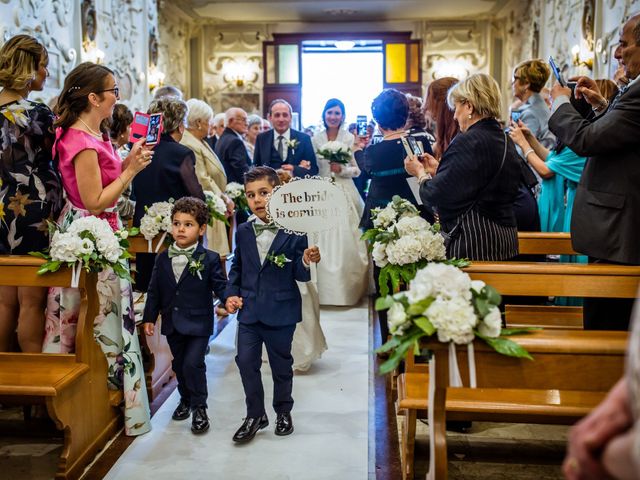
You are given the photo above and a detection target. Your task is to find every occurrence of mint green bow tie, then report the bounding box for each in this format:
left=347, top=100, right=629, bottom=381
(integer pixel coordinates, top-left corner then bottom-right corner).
left=168, top=244, right=196, bottom=259
left=253, top=222, right=278, bottom=237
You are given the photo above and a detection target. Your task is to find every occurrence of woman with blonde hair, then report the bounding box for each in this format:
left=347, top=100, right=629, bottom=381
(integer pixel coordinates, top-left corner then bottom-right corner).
left=0, top=34, right=62, bottom=353
left=181, top=98, right=233, bottom=258
left=405, top=73, right=521, bottom=260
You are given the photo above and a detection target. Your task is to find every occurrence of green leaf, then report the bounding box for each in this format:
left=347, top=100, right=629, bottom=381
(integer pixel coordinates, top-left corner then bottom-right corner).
left=128, top=227, right=140, bottom=236
left=378, top=268, right=390, bottom=297
left=29, top=251, right=48, bottom=259
left=499, top=327, right=542, bottom=336
left=406, top=298, right=434, bottom=316
left=474, top=297, right=490, bottom=318
left=376, top=335, right=403, bottom=353
left=481, top=336, right=533, bottom=360
left=484, top=285, right=502, bottom=306
left=375, top=295, right=395, bottom=311
left=414, top=316, right=435, bottom=336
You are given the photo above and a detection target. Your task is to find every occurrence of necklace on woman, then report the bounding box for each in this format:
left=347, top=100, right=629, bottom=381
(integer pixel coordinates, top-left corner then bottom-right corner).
left=78, top=117, right=103, bottom=138
left=382, top=130, right=404, bottom=140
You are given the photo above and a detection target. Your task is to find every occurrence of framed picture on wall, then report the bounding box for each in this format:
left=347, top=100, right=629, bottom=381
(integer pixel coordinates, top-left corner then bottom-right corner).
left=47, top=51, right=61, bottom=89
left=220, top=93, right=261, bottom=115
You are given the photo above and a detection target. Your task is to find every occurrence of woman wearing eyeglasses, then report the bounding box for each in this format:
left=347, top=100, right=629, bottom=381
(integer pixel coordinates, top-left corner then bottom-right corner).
left=44, top=62, right=153, bottom=436
left=0, top=34, right=62, bottom=354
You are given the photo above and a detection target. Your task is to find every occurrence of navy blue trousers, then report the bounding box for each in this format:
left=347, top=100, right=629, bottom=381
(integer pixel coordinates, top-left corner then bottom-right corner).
left=235, top=322, right=296, bottom=418
left=166, top=333, right=210, bottom=408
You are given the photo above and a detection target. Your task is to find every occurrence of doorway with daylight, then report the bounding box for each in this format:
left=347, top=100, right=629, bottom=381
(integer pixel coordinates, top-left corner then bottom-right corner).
left=300, top=40, right=383, bottom=130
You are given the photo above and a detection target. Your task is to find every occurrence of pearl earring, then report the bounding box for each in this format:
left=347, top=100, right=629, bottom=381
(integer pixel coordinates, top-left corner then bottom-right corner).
left=468, top=114, right=472, bottom=119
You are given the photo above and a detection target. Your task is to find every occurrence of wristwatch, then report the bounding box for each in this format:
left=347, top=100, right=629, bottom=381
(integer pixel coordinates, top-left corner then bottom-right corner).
left=418, top=172, right=432, bottom=184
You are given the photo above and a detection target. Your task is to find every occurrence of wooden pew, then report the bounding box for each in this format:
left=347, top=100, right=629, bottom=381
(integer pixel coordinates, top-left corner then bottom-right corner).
left=517, top=232, right=576, bottom=256
left=126, top=235, right=174, bottom=401
left=464, top=261, right=640, bottom=329
left=396, top=330, right=627, bottom=479
left=0, top=256, right=121, bottom=480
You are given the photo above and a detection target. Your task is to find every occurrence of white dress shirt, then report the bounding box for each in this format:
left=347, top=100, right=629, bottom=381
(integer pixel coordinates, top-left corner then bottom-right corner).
left=252, top=217, right=277, bottom=264
left=170, top=242, right=198, bottom=282
left=273, top=129, right=291, bottom=161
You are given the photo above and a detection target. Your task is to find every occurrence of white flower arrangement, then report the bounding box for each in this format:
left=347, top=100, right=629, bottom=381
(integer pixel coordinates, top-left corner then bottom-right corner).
left=376, top=263, right=533, bottom=374
left=316, top=141, right=351, bottom=165
left=31, top=216, right=134, bottom=285
left=140, top=201, right=173, bottom=241
left=362, top=195, right=464, bottom=296
left=204, top=190, right=229, bottom=226
left=224, top=182, right=249, bottom=213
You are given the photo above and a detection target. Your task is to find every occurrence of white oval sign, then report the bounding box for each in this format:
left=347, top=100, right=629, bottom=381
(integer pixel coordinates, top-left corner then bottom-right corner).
left=266, top=177, right=350, bottom=234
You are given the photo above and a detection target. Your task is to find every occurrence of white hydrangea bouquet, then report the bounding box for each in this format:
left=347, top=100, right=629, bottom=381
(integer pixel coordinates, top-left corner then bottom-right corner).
left=140, top=200, right=174, bottom=252
left=204, top=190, right=229, bottom=226
left=30, top=216, right=135, bottom=286
left=225, top=182, right=249, bottom=213
left=361, top=195, right=468, bottom=296
left=376, top=263, right=533, bottom=374
left=316, top=141, right=351, bottom=165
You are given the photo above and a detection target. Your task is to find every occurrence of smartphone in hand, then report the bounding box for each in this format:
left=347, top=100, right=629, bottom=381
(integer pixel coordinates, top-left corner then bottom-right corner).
left=401, top=135, right=423, bottom=158
left=356, top=115, right=368, bottom=137
left=548, top=56, right=567, bottom=87
left=129, top=112, right=164, bottom=146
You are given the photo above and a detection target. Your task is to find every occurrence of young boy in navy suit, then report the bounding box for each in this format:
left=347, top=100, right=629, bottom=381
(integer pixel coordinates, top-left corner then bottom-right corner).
left=225, top=166, right=320, bottom=443
left=143, top=197, right=227, bottom=434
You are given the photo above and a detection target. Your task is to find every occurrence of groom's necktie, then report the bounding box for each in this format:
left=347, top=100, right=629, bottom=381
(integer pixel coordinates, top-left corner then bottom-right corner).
left=277, top=135, right=285, bottom=161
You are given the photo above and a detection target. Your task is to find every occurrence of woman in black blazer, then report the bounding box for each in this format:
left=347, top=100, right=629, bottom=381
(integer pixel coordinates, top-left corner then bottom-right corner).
left=131, top=96, right=204, bottom=290
left=405, top=74, right=521, bottom=261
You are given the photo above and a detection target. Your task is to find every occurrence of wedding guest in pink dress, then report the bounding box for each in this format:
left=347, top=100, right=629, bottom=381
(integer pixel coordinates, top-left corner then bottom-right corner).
left=43, top=62, right=153, bottom=435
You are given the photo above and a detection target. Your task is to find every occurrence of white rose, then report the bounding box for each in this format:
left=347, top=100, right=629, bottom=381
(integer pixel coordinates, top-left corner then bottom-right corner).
left=371, top=241, right=388, bottom=267
left=470, top=280, right=486, bottom=294
left=478, top=306, right=502, bottom=338
left=388, top=302, right=410, bottom=336
left=78, top=238, right=95, bottom=255
left=372, top=205, right=396, bottom=229
left=118, top=230, right=129, bottom=240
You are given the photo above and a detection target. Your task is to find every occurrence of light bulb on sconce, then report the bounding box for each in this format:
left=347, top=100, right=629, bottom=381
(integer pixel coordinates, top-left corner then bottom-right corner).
left=571, top=44, right=594, bottom=70
left=148, top=66, right=166, bottom=92
left=83, top=40, right=105, bottom=64
left=221, top=58, right=258, bottom=89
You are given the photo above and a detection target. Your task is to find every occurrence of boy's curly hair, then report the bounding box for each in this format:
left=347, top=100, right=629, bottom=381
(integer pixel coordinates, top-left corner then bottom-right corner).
left=172, top=197, right=209, bottom=226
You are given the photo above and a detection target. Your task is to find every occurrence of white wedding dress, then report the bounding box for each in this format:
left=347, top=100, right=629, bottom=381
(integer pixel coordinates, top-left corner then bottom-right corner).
left=291, top=280, right=327, bottom=372
left=311, top=129, right=369, bottom=306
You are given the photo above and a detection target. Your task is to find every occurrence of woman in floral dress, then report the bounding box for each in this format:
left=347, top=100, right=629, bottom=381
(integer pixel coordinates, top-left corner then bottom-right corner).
left=0, top=35, right=62, bottom=352
left=43, top=62, right=153, bottom=435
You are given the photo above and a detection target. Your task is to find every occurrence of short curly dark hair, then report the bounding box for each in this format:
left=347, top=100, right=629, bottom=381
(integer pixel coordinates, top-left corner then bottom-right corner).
left=371, top=89, right=409, bottom=130
left=172, top=197, right=209, bottom=226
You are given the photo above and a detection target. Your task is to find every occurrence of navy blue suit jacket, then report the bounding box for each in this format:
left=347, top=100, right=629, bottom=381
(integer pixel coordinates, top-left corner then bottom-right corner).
left=214, top=127, right=251, bottom=184
left=225, top=221, right=310, bottom=327
left=253, top=129, right=318, bottom=178
left=143, top=244, right=227, bottom=336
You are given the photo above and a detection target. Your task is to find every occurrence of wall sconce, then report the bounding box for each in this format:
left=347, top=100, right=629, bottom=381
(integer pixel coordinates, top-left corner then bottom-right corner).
left=571, top=44, right=594, bottom=70
left=221, top=58, right=258, bottom=88
left=84, top=42, right=105, bottom=64
left=148, top=65, right=166, bottom=92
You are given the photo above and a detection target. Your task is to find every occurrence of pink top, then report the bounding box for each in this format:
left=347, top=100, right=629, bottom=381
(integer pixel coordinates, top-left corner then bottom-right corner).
left=54, top=127, right=121, bottom=209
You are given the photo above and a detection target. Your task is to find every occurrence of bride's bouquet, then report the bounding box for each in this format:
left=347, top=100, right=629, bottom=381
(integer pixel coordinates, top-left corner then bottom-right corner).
left=316, top=141, right=351, bottom=165
left=140, top=200, right=174, bottom=252
left=204, top=190, right=229, bottom=226
left=225, top=182, right=249, bottom=213
left=31, top=216, right=135, bottom=285
left=376, top=263, right=532, bottom=373
left=362, top=196, right=467, bottom=296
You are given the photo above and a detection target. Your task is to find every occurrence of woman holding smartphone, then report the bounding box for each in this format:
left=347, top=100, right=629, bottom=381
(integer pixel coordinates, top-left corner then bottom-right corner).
left=45, top=62, right=153, bottom=436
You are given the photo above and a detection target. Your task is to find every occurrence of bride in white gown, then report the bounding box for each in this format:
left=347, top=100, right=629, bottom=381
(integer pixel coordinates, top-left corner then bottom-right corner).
left=311, top=99, right=369, bottom=306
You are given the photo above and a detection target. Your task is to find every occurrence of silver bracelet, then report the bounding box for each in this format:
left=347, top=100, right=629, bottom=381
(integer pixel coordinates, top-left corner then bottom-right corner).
left=523, top=148, right=535, bottom=159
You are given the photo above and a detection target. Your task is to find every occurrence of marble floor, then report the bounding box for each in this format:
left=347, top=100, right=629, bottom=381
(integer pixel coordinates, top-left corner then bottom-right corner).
left=103, top=303, right=370, bottom=480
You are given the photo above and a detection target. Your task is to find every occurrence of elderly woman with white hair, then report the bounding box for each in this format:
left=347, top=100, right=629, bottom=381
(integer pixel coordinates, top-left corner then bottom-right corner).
left=405, top=73, right=522, bottom=260
left=180, top=98, right=233, bottom=259
left=244, top=114, right=263, bottom=159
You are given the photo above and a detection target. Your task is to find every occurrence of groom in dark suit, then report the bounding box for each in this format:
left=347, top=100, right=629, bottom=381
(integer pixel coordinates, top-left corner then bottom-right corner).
left=548, top=13, right=640, bottom=330
left=253, top=99, right=318, bottom=178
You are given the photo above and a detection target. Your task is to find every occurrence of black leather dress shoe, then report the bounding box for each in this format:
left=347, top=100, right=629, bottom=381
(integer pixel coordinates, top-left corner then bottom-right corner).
left=172, top=399, right=191, bottom=421
left=232, top=414, right=269, bottom=443
left=191, top=406, right=210, bottom=434
left=275, top=412, right=294, bottom=436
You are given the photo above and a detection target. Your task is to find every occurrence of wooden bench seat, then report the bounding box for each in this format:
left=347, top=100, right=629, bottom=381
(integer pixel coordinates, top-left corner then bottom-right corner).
left=517, top=232, right=576, bottom=255
left=395, top=329, right=628, bottom=479
left=0, top=257, right=121, bottom=480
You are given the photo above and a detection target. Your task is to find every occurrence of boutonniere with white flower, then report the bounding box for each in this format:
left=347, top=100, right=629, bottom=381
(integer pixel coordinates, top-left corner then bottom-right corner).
left=188, top=253, right=205, bottom=279
left=286, top=138, right=299, bottom=153
left=267, top=252, right=291, bottom=268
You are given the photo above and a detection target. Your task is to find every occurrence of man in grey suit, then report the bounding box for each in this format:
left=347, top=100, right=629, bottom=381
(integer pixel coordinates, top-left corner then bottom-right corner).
left=548, top=14, right=640, bottom=330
